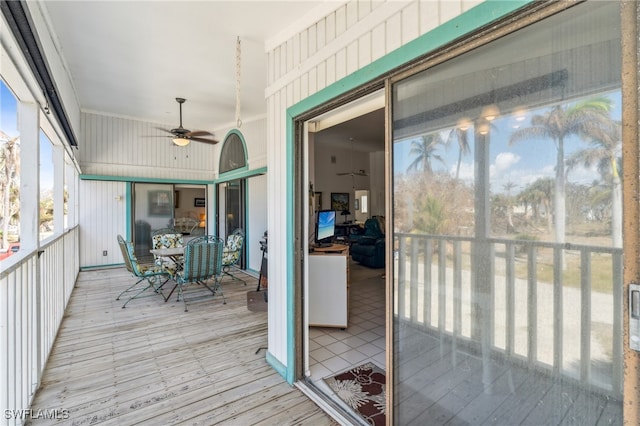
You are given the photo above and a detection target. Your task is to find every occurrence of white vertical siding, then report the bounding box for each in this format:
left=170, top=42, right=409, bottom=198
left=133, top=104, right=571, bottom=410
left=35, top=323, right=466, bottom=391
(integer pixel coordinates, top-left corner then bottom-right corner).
left=264, top=0, right=474, bottom=374
left=78, top=112, right=217, bottom=180
left=78, top=180, right=126, bottom=267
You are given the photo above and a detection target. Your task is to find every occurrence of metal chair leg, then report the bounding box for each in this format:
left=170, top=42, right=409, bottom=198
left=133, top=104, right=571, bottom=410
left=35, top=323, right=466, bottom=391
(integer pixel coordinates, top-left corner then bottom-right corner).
left=222, top=265, right=247, bottom=285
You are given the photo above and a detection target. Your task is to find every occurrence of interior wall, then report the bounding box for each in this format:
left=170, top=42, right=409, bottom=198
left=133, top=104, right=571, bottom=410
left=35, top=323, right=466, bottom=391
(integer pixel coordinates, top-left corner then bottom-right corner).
left=312, top=143, right=372, bottom=217
left=174, top=187, right=206, bottom=220
left=369, top=151, right=384, bottom=217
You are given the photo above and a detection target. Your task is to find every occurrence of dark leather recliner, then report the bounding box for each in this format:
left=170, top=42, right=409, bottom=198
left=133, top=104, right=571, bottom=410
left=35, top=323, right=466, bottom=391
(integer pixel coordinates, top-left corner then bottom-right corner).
left=350, top=218, right=385, bottom=268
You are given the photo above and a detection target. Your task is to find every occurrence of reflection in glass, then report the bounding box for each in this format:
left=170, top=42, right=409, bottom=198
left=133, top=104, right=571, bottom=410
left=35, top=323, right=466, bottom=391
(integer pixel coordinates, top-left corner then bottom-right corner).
left=392, top=2, right=622, bottom=424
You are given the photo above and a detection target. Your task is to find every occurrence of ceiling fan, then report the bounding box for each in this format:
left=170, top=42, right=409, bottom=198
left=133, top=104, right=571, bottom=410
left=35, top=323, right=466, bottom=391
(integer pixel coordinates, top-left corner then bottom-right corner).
left=158, top=98, right=218, bottom=146
left=337, top=138, right=368, bottom=177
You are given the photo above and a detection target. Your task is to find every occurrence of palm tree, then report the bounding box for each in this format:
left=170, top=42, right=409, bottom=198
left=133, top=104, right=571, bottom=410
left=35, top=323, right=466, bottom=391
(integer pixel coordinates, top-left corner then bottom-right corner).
left=407, top=133, right=446, bottom=174
left=0, top=131, right=20, bottom=249
left=567, top=112, right=622, bottom=247
left=502, top=181, right=517, bottom=233
left=447, top=127, right=470, bottom=180
left=509, top=97, right=614, bottom=246
left=413, top=194, right=446, bottom=234
left=519, top=178, right=554, bottom=234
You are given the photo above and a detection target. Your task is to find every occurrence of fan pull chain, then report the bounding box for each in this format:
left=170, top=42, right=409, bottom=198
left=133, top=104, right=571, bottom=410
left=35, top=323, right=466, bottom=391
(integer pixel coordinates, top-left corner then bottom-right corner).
left=235, top=36, right=242, bottom=129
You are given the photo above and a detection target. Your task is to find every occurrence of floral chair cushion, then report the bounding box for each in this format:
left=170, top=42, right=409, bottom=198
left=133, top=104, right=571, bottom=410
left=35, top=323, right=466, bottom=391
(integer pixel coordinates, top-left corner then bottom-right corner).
left=222, top=233, right=243, bottom=266
left=123, top=239, right=168, bottom=277
left=152, top=233, right=184, bottom=272
left=152, top=233, right=184, bottom=250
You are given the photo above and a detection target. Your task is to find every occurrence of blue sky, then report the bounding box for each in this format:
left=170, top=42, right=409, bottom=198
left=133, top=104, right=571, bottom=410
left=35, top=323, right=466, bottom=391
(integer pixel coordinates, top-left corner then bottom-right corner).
left=1, top=79, right=54, bottom=190
left=394, top=90, right=622, bottom=195
left=1, top=81, right=18, bottom=137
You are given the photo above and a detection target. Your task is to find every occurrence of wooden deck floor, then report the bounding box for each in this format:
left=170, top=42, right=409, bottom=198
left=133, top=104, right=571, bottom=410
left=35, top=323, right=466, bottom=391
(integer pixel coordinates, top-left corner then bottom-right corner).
left=27, top=267, right=337, bottom=426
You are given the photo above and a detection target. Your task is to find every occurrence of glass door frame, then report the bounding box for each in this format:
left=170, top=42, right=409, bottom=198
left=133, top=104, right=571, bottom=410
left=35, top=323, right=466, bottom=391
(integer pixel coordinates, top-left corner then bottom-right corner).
left=215, top=178, right=246, bottom=269
left=291, top=1, right=639, bottom=423
left=131, top=182, right=175, bottom=260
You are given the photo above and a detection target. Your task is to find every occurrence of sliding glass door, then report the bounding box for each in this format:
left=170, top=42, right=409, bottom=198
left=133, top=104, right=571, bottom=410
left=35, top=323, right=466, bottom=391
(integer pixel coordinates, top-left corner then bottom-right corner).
left=217, top=179, right=246, bottom=268
left=132, top=183, right=174, bottom=259
left=391, top=2, right=622, bottom=423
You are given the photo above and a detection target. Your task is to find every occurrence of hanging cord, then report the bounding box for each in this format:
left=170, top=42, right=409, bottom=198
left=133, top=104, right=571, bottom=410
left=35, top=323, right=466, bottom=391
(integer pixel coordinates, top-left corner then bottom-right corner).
left=235, top=36, right=242, bottom=128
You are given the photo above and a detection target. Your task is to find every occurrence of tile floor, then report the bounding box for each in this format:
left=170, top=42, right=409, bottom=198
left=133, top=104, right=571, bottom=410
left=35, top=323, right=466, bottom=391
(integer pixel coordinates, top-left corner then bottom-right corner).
left=307, top=261, right=386, bottom=386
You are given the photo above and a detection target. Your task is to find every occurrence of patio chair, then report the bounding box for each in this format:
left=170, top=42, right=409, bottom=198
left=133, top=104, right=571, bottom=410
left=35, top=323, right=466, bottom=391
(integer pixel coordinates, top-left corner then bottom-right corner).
left=151, top=228, right=184, bottom=274
left=116, top=234, right=171, bottom=308
left=170, top=236, right=226, bottom=311
left=222, top=228, right=246, bottom=285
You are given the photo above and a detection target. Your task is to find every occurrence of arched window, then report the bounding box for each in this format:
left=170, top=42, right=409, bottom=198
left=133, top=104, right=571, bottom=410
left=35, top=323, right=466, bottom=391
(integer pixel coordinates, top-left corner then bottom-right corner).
left=219, top=131, right=247, bottom=174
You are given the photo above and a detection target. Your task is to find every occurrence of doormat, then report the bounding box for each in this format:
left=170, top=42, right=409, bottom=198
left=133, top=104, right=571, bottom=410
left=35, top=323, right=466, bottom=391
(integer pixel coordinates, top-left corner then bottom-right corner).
left=323, top=362, right=386, bottom=426
left=246, top=290, right=267, bottom=312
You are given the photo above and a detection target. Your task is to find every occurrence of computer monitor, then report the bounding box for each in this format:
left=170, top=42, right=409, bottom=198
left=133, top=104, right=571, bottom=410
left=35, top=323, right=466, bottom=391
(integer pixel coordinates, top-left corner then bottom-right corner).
left=315, top=210, right=336, bottom=247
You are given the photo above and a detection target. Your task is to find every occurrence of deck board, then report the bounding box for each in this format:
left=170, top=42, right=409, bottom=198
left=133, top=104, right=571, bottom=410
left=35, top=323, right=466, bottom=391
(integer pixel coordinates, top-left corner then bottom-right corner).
left=27, top=267, right=336, bottom=426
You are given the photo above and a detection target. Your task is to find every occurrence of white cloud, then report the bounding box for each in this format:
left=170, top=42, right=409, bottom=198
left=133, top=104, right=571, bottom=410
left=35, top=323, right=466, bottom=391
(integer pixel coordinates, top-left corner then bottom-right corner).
left=454, top=161, right=475, bottom=183
left=494, top=152, right=521, bottom=173
left=567, top=162, right=600, bottom=185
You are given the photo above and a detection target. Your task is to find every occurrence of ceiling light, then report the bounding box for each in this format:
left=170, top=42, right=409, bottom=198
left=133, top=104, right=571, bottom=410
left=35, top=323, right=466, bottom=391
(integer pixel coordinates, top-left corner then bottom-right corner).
left=481, top=104, right=500, bottom=121
left=514, top=107, right=528, bottom=121
left=457, top=117, right=472, bottom=131
left=173, top=137, right=190, bottom=146
left=477, top=121, right=490, bottom=135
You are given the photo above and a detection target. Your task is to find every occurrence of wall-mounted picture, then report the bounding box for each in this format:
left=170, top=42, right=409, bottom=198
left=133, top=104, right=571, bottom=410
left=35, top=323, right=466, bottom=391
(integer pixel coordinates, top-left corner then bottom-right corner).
left=330, top=192, right=349, bottom=212
left=314, top=192, right=322, bottom=212
left=194, top=197, right=206, bottom=207
left=149, top=190, right=172, bottom=216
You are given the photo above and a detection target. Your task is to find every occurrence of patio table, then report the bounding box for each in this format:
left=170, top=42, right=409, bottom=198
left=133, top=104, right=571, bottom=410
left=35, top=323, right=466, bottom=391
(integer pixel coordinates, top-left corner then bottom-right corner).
left=150, top=246, right=184, bottom=301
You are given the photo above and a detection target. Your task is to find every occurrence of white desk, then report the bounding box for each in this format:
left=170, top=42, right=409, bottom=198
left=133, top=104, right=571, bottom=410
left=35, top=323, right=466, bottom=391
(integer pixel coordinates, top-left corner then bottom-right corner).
left=308, top=244, right=349, bottom=328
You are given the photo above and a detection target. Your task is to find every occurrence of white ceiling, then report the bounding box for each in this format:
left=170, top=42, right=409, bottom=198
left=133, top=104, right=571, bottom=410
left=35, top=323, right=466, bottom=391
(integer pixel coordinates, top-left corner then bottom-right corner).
left=40, top=1, right=331, bottom=136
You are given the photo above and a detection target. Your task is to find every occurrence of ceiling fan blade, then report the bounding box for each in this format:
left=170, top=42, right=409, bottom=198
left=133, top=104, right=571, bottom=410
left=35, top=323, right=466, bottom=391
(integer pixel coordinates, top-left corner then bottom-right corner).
left=150, top=99, right=218, bottom=145
left=187, top=130, right=214, bottom=137
left=337, top=171, right=368, bottom=176
left=189, top=136, right=219, bottom=144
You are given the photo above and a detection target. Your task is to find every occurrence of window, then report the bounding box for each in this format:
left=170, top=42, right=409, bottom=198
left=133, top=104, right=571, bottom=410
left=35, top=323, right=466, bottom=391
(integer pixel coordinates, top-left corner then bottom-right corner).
left=0, top=79, right=20, bottom=253
left=39, top=131, right=54, bottom=240
left=219, top=131, right=246, bottom=174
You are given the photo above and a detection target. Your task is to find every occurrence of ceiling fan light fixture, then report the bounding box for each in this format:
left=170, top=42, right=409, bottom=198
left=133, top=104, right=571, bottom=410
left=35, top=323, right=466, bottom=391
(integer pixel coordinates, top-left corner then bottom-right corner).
left=172, top=137, right=190, bottom=146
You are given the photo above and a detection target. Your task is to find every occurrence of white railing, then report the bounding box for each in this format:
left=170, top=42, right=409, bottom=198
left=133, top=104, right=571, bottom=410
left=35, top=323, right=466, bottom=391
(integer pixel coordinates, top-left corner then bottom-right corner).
left=0, top=227, right=79, bottom=426
left=395, top=232, right=623, bottom=397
